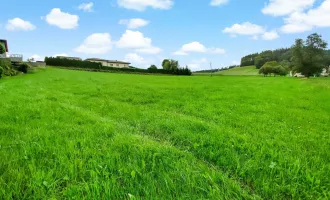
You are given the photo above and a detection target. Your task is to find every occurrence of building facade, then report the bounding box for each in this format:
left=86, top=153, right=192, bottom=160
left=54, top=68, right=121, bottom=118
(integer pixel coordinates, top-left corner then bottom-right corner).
left=85, top=58, right=130, bottom=68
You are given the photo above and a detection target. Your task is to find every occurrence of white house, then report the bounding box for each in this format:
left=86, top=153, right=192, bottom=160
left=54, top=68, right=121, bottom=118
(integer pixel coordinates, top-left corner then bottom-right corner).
left=85, top=58, right=130, bottom=68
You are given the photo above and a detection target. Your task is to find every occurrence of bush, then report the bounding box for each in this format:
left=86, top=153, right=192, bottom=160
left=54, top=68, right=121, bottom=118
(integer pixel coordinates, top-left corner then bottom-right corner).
left=45, top=57, right=192, bottom=76
left=259, top=61, right=288, bottom=76
left=0, top=58, right=21, bottom=77
left=17, top=63, right=30, bottom=74
left=0, top=58, right=12, bottom=71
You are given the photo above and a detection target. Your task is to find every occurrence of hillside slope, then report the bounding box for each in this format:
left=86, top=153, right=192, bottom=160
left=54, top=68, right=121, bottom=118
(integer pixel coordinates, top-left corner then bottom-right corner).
left=217, top=66, right=259, bottom=76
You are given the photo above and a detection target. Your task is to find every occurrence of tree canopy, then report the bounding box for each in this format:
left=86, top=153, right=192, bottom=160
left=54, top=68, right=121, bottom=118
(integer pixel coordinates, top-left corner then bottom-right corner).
left=259, top=61, right=288, bottom=76
left=292, top=33, right=328, bottom=77
left=148, top=65, right=157, bottom=70
left=0, top=43, right=6, bottom=54
left=162, top=59, right=179, bottom=71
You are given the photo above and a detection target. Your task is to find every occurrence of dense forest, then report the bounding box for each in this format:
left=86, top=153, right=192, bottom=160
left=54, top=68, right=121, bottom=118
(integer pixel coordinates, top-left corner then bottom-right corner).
left=241, top=48, right=293, bottom=69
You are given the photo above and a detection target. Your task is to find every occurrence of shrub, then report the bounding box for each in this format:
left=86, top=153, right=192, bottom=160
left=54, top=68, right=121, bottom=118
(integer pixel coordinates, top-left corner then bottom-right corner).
left=0, top=58, right=20, bottom=77
left=17, top=63, right=30, bottom=74
left=0, top=58, right=12, bottom=71
left=259, top=61, right=288, bottom=76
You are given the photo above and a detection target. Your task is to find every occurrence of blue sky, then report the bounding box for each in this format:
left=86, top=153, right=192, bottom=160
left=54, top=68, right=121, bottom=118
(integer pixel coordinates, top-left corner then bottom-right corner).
left=1, top=0, right=330, bottom=70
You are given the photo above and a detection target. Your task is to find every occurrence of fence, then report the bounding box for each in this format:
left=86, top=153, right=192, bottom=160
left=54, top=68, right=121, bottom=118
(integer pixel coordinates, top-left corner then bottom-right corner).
left=0, top=54, right=23, bottom=62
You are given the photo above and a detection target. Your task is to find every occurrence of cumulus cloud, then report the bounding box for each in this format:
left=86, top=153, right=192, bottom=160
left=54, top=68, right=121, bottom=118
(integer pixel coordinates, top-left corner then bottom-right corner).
left=187, top=58, right=208, bottom=70
left=173, top=42, right=225, bottom=55
left=262, top=0, right=315, bottom=16
left=117, top=30, right=162, bottom=54
left=223, top=22, right=280, bottom=40
left=117, top=0, right=174, bottom=11
left=45, top=8, right=79, bottom=29
left=124, top=53, right=145, bottom=64
left=210, top=0, right=228, bottom=6
left=6, top=18, right=36, bottom=31
left=124, top=53, right=155, bottom=68
left=280, top=0, right=330, bottom=33
left=262, top=31, right=279, bottom=40
left=119, top=18, right=149, bottom=29
left=74, top=33, right=112, bottom=54
left=78, top=2, right=94, bottom=12
left=29, top=54, right=44, bottom=61
left=223, top=22, right=265, bottom=35
left=53, top=53, right=68, bottom=57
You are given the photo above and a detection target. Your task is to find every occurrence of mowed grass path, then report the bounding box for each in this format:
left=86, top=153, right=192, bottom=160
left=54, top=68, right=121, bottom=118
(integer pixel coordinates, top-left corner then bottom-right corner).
left=0, top=68, right=329, bottom=199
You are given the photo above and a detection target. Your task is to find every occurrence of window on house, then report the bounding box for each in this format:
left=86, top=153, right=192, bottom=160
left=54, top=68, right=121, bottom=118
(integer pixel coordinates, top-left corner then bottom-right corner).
left=110, top=64, right=113, bottom=67
left=117, top=64, right=119, bottom=67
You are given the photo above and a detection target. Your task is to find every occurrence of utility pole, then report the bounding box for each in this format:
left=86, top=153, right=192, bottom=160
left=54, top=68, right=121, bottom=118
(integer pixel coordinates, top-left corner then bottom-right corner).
left=210, top=62, right=213, bottom=77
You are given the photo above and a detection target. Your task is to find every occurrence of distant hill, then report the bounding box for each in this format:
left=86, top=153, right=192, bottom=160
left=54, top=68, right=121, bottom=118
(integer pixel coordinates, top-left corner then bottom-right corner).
left=216, top=66, right=259, bottom=76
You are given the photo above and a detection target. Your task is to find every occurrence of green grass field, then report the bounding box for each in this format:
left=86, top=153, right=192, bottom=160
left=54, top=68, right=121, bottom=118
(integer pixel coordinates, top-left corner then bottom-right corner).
left=1, top=68, right=329, bottom=199
left=216, top=66, right=259, bottom=76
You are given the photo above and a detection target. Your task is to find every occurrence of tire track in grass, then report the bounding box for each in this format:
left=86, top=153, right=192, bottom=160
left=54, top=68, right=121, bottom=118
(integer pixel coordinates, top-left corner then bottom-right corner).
left=57, top=101, right=262, bottom=199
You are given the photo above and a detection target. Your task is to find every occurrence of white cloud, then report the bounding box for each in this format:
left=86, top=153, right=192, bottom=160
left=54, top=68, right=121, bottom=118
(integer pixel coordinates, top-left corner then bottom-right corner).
left=223, top=22, right=265, bottom=35
left=117, top=0, right=174, bottom=11
left=181, top=42, right=208, bottom=53
left=280, top=23, right=313, bottom=33
left=251, top=35, right=259, bottom=40
left=54, top=53, right=68, bottom=57
left=124, top=53, right=154, bottom=68
left=187, top=58, right=208, bottom=70
left=136, top=46, right=162, bottom=54
left=117, top=30, right=162, bottom=54
left=119, top=18, right=149, bottom=29
left=78, top=2, right=94, bottom=12
left=262, top=31, right=279, bottom=40
left=74, top=33, right=112, bottom=54
left=6, top=18, right=36, bottom=31
left=29, top=54, right=44, bottom=61
left=210, top=0, right=228, bottom=6
left=232, top=60, right=240, bottom=65
left=124, top=53, right=146, bottom=64
left=173, top=42, right=225, bottom=55
left=45, top=8, right=79, bottom=29
left=262, top=0, right=315, bottom=16
left=280, top=0, right=330, bottom=33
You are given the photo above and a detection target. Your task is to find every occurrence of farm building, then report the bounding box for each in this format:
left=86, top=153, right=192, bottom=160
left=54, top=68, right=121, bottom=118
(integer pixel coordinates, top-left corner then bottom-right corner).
left=85, top=58, right=130, bottom=68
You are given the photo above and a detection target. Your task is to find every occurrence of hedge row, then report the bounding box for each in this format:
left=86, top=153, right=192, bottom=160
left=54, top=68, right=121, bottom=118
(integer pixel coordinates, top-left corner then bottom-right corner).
left=45, top=57, right=192, bottom=75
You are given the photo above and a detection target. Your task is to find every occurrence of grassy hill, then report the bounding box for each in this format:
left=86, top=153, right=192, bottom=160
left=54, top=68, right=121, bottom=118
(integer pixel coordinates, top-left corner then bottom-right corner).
left=216, top=66, right=259, bottom=75
left=0, top=68, right=329, bottom=199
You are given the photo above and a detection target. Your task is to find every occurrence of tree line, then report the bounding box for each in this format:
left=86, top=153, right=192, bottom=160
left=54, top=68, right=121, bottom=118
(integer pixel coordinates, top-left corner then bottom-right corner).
left=45, top=57, right=192, bottom=76
left=241, top=33, right=330, bottom=77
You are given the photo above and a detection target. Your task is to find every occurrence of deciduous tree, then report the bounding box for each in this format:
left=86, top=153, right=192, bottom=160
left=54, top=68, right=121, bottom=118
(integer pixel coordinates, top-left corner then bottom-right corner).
left=293, top=33, right=328, bottom=77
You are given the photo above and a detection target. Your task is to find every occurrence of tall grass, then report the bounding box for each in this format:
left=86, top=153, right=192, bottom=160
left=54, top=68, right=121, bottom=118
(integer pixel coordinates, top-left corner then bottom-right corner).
left=0, top=68, right=329, bottom=199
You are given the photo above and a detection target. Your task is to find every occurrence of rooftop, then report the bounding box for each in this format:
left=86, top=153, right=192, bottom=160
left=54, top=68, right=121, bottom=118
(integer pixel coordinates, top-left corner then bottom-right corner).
left=86, top=58, right=130, bottom=64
